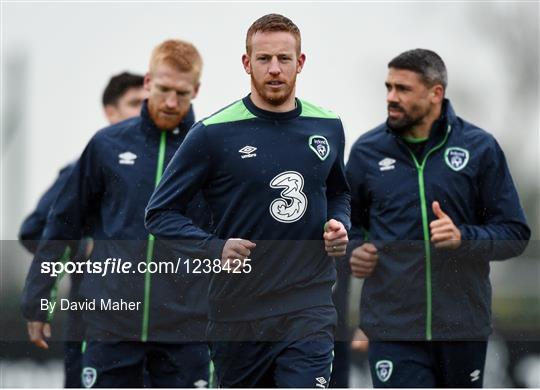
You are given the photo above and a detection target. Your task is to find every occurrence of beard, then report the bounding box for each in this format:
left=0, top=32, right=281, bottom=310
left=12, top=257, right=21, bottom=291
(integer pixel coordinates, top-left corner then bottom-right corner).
left=251, top=73, right=296, bottom=107
left=148, top=99, right=188, bottom=130
left=386, top=102, right=429, bottom=134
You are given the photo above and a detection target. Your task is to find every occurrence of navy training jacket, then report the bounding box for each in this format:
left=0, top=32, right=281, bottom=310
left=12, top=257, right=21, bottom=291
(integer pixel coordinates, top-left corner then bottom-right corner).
left=20, top=163, right=74, bottom=253
left=346, top=99, right=530, bottom=341
left=21, top=101, right=212, bottom=342
left=19, top=162, right=88, bottom=339
left=146, top=95, right=351, bottom=322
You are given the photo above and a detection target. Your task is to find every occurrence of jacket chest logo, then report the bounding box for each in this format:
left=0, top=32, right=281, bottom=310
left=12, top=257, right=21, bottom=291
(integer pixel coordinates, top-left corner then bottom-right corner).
left=239, top=145, right=257, bottom=159
left=444, top=147, right=469, bottom=171
left=118, top=151, right=137, bottom=165
left=378, top=157, right=396, bottom=171
left=309, top=135, right=330, bottom=161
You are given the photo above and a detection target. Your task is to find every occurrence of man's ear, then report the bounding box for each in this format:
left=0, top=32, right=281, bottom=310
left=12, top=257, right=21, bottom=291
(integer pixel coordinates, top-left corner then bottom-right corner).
left=104, top=105, right=117, bottom=124
left=192, top=82, right=201, bottom=99
left=143, top=72, right=152, bottom=91
left=242, top=54, right=251, bottom=74
left=430, top=84, right=444, bottom=103
left=297, top=53, right=306, bottom=74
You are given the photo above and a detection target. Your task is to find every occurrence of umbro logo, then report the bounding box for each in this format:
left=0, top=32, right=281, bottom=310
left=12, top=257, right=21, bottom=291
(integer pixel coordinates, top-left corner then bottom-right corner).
left=118, top=151, right=137, bottom=165
left=239, top=145, right=257, bottom=159
left=193, top=379, right=208, bottom=388
left=470, top=369, right=481, bottom=382
left=315, top=376, right=327, bottom=388
left=378, top=157, right=396, bottom=171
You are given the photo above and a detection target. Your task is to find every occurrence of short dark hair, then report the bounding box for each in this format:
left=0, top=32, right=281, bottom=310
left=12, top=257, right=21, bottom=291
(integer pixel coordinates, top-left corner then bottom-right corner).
left=102, top=72, right=144, bottom=107
left=388, top=49, right=447, bottom=90
left=246, top=14, right=301, bottom=55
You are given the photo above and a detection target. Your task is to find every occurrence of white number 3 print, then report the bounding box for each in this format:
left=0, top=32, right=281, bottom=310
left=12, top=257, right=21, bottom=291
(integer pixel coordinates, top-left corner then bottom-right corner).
left=269, top=171, right=308, bottom=223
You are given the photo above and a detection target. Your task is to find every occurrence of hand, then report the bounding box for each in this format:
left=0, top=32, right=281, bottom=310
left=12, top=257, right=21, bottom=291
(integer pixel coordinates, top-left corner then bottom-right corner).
left=350, top=328, right=369, bottom=352
left=27, top=321, right=51, bottom=349
left=323, top=219, right=348, bottom=256
left=350, top=242, right=378, bottom=278
left=222, top=238, right=256, bottom=266
left=84, top=237, right=94, bottom=258
left=430, top=201, right=461, bottom=249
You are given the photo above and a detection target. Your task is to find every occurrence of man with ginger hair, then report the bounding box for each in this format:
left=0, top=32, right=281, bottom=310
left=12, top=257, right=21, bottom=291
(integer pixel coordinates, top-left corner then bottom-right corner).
left=21, top=40, right=212, bottom=388
left=146, top=14, right=350, bottom=387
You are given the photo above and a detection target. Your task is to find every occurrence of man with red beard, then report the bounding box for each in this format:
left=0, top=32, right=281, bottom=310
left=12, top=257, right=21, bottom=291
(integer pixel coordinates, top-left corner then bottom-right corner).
left=146, top=14, right=351, bottom=388
left=21, top=40, right=212, bottom=388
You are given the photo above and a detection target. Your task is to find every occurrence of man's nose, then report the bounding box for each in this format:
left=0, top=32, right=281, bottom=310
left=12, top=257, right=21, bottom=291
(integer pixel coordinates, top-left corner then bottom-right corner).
left=268, top=57, right=281, bottom=75
left=165, top=92, right=178, bottom=108
left=387, top=88, right=398, bottom=103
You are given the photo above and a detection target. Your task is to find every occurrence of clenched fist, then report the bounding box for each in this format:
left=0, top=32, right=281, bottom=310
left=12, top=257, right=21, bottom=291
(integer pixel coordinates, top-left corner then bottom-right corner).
left=350, top=242, right=378, bottom=278
left=222, top=238, right=256, bottom=265
left=27, top=321, right=51, bottom=349
left=324, top=219, right=349, bottom=257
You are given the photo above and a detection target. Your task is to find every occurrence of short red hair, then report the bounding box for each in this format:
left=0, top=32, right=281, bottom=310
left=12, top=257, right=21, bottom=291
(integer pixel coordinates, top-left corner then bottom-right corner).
left=246, top=14, right=301, bottom=55
left=149, top=39, right=203, bottom=82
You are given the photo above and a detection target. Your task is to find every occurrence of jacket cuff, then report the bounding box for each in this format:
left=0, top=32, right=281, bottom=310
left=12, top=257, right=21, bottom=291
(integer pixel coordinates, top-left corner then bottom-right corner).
left=345, top=238, right=365, bottom=261
left=21, top=302, right=50, bottom=322
left=206, top=238, right=227, bottom=261
left=329, top=214, right=352, bottom=231
left=457, top=224, right=491, bottom=262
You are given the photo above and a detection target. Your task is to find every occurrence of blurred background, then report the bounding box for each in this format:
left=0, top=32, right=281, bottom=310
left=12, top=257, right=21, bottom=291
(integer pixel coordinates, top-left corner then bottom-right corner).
left=1, top=1, right=538, bottom=387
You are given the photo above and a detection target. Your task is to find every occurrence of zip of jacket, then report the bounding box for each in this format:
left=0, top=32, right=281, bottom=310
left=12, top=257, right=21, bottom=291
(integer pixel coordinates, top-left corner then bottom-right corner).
left=141, top=130, right=167, bottom=342
left=402, top=124, right=451, bottom=341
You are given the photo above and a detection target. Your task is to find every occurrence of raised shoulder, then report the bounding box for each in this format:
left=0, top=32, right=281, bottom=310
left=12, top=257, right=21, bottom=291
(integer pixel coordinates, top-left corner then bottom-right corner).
left=202, top=100, right=256, bottom=126
left=299, top=99, right=340, bottom=119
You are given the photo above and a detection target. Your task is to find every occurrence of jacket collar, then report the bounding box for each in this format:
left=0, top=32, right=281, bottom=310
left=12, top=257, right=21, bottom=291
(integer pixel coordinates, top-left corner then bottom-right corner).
left=444, top=98, right=458, bottom=126
left=140, top=99, right=195, bottom=138
left=243, top=94, right=302, bottom=121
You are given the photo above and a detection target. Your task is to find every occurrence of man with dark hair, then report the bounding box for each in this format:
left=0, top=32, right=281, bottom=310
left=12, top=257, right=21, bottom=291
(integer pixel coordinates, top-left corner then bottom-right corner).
left=346, top=48, right=530, bottom=387
left=146, top=13, right=350, bottom=388
left=19, top=71, right=145, bottom=388
left=21, top=40, right=212, bottom=388
left=101, top=72, right=146, bottom=124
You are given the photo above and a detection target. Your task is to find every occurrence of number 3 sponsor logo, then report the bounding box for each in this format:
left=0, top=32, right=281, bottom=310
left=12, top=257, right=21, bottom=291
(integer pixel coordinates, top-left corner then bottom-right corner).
left=269, top=171, right=308, bottom=223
